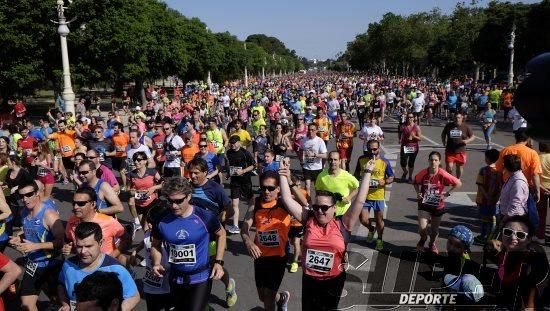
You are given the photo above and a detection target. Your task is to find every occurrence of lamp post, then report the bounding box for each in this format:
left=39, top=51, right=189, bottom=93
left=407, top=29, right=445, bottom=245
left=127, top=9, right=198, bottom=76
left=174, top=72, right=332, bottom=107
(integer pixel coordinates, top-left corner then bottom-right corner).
left=243, top=43, right=248, bottom=88
left=55, top=0, right=76, bottom=115
left=508, top=24, right=516, bottom=87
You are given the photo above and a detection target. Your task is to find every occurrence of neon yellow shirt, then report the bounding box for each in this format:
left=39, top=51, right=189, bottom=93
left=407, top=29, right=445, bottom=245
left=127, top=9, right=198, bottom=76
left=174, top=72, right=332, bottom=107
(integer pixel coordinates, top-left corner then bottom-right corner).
left=315, top=169, right=359, bottom=216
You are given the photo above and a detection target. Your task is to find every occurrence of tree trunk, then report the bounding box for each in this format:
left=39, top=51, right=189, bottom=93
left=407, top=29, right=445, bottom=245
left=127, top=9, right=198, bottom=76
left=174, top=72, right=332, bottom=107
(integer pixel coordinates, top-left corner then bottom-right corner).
left=474, top=62, right=480, bottom=82
left=135, top=79, right=146, bottom=105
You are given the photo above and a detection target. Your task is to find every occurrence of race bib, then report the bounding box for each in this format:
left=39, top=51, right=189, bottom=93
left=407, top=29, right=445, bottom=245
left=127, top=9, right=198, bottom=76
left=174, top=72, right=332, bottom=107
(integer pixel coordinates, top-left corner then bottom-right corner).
left=211, top=140, right=219, bottom=148
left=134, top=191, right=150, bottom=201
left=115, top=146, right=124, bottom=152
left=166, top=153, right=177, bottom=161
left=422, top=193, right=440, bottom=206
left=61, top=145, right=71, bottom=153
left=305, top=249, right=335, bottom=273
left=25, top=260, right=38, bottom=277
left=25, top=149, right=33, bottom=156
left=168, top=244, right=196, bottom=264
left=37, top=167, right=48, bottom=177
left=369, top=179, right=379, bottom=189
left=155, top=143, right=163, bottom=150
left=143, top=267, right=163, bottom=288
left=99, top=153, right=105, bottom=162
left=70, top=300, right=77, bottom=311
left=373, top=108, right=381, bottom=112
left=229, top=166, right=242, bottom=176
left=449, top=129, right=462, bottom=138
left=304, top=156, right=316, bottom=163
left=275, top=155, right=284, bottom=163
left=257, top=230, right=280, bottom=247
left=485, top=118, right=493, bottom=123
left=403, top=145, right=417, bottom=154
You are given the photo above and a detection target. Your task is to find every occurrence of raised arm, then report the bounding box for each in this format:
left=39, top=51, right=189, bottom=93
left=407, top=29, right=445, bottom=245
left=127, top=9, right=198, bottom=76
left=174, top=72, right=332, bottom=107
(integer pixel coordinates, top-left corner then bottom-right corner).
left=278, top=159, right=308, bottom=223
left=342, top=159, right=375, bottom=230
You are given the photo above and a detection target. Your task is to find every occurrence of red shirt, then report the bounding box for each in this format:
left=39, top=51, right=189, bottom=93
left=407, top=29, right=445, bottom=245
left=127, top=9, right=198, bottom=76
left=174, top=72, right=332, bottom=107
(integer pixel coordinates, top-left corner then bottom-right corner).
left=414, top=168, right=460, bottom=210
left=152, top=133, right=166, bottom=162
left=14, top=102, right=26, bottom=117
left=0, top=253, right=10, bottom=310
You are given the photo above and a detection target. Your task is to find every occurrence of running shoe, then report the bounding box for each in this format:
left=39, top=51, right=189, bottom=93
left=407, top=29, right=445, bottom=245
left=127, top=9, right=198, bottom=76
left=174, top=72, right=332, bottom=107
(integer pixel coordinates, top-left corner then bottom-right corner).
left=226, top=278, right=237, bottom=307
left=289, top=261, right=299, bottom=273
left=366, top=229, right=375, bottom=243
left=375, top=239, right=384, bottom=251
left=277, top=291, right=290, bottom=311
left=133, top=222, right=142, bottom=232
left=227, top=225, right=240, bottom=234
left=429, top=243, right=439, bottom=255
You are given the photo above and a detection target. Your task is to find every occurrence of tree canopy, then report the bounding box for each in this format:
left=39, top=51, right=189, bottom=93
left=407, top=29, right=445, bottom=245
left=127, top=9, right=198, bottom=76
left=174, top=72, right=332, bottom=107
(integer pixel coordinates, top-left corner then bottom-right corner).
left=0, top=0, right=304, bottom=99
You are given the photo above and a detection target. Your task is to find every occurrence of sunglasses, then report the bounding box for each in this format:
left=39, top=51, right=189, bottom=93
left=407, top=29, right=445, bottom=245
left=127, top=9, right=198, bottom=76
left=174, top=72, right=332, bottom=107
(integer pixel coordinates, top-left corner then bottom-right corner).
left=167, top=196, right=187, bottom=205
left=368, top=148, right=378, bottom=152
left=86, top=156, right=97, bottom=160
left=94, top=131, right=103, bottom=134
left=199, top=145, right=208, bottom=148
left=19, top=191, right=36, bottom=198
left=133, top=158, right=146, bottom=162
left=79, top=170, right=90, bottom=175
left=260, top=185, right=277, bottom=192
left=73, top=200, right=91, bottom=207
left=164, top=127, right=171, bottom=130
left=312, top=204, right=333, bottom=212
left=502, top=228, right=528, bottom=240
left=328, top=158, right=339, bottom=162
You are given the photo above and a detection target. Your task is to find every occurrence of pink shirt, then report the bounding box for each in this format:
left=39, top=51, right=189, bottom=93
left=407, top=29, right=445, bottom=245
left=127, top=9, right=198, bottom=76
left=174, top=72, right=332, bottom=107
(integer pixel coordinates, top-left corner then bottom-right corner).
left=100, top=165, right=118, bottom=188
left=499, top=171, right=528, bottom=217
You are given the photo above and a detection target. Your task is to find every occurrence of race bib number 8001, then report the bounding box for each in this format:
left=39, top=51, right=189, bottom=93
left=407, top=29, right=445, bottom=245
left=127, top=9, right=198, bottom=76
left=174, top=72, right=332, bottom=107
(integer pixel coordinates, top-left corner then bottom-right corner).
left=168, top=244, right=196, bottom=264
left=305, top=249, right=335, bottom=273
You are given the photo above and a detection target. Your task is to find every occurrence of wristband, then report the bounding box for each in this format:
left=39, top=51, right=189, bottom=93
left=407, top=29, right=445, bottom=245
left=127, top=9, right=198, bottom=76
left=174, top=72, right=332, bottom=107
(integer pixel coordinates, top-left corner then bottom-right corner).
left=365, top=169, right=373, bottom=174
left=214, top=259, right=224, bottom=266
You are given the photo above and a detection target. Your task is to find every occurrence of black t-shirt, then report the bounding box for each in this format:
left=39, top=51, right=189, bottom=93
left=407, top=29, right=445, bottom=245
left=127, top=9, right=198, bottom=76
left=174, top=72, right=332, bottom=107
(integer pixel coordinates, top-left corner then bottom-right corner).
left=226, top=147, right=254, bottom=179
left=442, top=122, right=473, bottom=153
left=6, top=168, right=34, bottom=203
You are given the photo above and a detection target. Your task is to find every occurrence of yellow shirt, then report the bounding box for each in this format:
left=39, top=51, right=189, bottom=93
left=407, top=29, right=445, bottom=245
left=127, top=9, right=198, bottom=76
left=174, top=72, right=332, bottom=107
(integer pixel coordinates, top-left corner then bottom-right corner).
left=540, top=152, right=550, bottom=189
left=356, top=155, right=393, bottom=201
left=315, top=169, right=359, bottom=216
left=230, top=129, right=252, bottom=147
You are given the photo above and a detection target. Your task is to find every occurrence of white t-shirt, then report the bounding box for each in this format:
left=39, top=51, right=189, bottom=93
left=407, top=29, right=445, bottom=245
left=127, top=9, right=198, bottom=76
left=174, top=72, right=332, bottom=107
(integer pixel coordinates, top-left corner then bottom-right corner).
left=412, top=97, right=424, bottom=113
left=125, top=144, right=152, bottom=170
left=163, top=134, right=185, bottom=168
left=327, top=99, right=340, bottom=116
left=142, top=231, right=170, bottom=294
left=360, top=125, right=384, bottom=151
left=301, top=136, right=327, bottom=171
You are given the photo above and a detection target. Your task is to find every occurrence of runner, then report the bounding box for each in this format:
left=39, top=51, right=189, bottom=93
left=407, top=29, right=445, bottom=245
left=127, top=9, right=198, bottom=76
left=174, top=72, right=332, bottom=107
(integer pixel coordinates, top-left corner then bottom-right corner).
left=128, top=151, right=162, bottom=231
left=315, top=151, right=359, bottom=216
left=400, top=113, right=422, bottom=183
left=354, top=140, right=394, bottom=250
left=479, top=103, right=497, bottom=150
left=48, top=119, right=76, bottom=184
left=358, top=114, right=384, bottom=153
left=58, top=222, right=140, bottom=311
left=151, top=176, right=226, bottom=311
left=9, top=181, right=64, bottom=311
left=111, top=123, right=130, bottom=191
left=279, top=157, right=375, bottom=311
left=77, top=160, right=124, bottom=216
left=163, top=121, right=185, bottom=178
left=84, top=149, right=120, bottom=194
left=413, top=151, right=462, bottom=254
left=441, top=112, right=475, bottom=179
left=241, top=171, right=291, bottom=311
left=335, top=112, right=356, bottom=170
left=300, top=124, right=328, bottom=196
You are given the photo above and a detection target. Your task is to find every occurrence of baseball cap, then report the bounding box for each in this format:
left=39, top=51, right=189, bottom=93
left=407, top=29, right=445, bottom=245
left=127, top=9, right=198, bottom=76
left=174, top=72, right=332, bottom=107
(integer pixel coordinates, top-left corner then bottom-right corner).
left=444, top=274, right=484, bottom=302
left=135, top=106, right=141, bottom=111
left=449, top=225, right=474, bottom=249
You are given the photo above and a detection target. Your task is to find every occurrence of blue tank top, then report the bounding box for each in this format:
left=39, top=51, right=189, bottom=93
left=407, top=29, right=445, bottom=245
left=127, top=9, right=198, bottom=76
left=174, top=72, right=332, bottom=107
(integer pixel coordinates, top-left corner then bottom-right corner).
left=91, top=180, right=108, bottom=210
left=22, top=204, right=60, bottom=266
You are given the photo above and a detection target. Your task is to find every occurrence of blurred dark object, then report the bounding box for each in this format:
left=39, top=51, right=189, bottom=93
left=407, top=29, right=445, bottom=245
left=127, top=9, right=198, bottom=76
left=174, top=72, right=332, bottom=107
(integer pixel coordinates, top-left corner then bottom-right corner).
left=514, top=52, right=550, bottom=143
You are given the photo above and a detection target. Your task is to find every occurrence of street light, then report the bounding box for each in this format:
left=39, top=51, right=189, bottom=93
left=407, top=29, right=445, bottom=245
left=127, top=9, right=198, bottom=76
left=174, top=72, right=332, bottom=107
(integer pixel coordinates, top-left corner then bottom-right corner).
left=54, top=0, right=76, bottom=115
left=508, top=24, right=516, bottom=87
left=244, top=42, right=248, bottom=88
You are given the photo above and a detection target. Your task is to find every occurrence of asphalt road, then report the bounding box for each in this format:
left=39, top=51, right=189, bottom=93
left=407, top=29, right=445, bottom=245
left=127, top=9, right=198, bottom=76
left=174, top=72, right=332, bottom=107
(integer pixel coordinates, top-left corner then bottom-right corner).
left=4, top=111, right=548, bottom=310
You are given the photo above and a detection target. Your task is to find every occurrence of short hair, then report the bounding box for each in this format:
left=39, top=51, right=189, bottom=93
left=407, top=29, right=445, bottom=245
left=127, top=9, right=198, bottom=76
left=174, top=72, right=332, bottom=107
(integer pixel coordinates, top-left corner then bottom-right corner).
left=162, top=176, right=192, bottom=197
left=113, top=122, right=124, bottom=130
left=75, top=186, right=97, bottom=204
left=88, top=149, right=100, bottom=157
left=74, top=271, right=123, bottom=311
left=514, top=128, right=529, bottom=143
left=74, top=152, right=86, bottom=160
left=129, top=129, right=140, bottom=137
left=539, top=142, right=550, bottom=153
left=57, top=119, right=66, bottom=126
left=485, top=149, right=500, bottom=164
left=75, top=221, right=103, bottom=243
left=264, top=149, right=275, bottom=157
left=315, top=190, right=342, bottom=205
left=428, top=151, right=442, bottom=160
left=367, top=139, right=379, bottom=149
left=18, top=181, right=38, bottom=193
left=259, top=170, right=279, bottom=186
left=502, top=215, right=534, bottom=237
left=187, top=158, right=208, bottom=173
left=503, top=154, right=521, bottom=172
left=79, top=159, right=97, bottom=171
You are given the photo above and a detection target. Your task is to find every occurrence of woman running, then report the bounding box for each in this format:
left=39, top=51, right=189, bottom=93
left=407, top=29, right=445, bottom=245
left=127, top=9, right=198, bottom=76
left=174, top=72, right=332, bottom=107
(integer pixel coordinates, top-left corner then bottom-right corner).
left=400, top=113, right=422, bottom=183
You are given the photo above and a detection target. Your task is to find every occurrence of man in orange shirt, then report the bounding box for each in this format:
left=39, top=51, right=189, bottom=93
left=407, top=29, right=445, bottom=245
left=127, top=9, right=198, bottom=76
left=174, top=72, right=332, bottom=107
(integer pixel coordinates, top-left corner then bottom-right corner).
left=495, top=128, right=542, bottom=201
left=111, top=123, right=130, bottom=191
left=181, top=132, right=199, bottom=178
left=63, top=187, right=129, bottom=263
left=49, top=119, right=76, bottom=184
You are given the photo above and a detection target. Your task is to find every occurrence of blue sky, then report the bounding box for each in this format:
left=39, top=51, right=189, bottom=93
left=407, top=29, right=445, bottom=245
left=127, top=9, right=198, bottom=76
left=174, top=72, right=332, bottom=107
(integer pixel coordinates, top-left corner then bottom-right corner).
left=166, top=0, right=540, bottom=60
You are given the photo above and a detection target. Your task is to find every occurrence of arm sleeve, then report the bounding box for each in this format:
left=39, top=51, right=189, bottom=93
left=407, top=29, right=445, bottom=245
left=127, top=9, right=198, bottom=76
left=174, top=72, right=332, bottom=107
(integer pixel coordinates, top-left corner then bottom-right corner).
left=384, top=159, right=394, bottom=177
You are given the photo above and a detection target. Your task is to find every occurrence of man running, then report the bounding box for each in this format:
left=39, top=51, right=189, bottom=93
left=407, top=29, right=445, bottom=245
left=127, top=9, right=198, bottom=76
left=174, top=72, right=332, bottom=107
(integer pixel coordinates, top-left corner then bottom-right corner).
left=441, top=113, right=475, bottom=179
left=78, top=160, right=123, bottom=216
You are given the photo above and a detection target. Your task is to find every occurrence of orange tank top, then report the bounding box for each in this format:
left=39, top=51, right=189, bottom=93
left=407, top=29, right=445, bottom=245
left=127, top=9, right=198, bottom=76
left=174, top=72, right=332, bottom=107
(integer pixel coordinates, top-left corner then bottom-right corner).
left=253, top=198, right=290, bottom=257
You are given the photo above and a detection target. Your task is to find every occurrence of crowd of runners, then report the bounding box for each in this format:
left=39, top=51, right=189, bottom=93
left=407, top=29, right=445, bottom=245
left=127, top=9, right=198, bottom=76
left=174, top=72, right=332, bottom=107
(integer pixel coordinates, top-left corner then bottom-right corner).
left=0, top=73, right=547, bottom=310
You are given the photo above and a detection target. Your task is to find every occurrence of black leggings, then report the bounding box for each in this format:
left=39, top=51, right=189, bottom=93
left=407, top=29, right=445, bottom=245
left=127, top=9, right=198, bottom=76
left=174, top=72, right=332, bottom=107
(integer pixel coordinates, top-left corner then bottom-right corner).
left=302, top=272, right=346, bottom=311
left=145, top=293, right=172, bottom=311
left=400, top=149, right=418, bottom=169
left=170, top=279, right=212, bottom=311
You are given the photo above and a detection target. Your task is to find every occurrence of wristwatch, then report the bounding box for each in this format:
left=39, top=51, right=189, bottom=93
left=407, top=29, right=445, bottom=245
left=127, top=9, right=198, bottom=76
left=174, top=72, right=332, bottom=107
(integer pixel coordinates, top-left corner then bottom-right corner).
left=214, top=259, right=224, bottom=266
